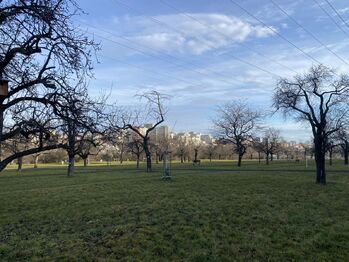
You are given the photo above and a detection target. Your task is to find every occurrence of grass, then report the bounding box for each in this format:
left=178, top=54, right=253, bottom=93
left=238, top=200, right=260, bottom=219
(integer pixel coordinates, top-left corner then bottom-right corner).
left=0, top=160, right=348, bottom=261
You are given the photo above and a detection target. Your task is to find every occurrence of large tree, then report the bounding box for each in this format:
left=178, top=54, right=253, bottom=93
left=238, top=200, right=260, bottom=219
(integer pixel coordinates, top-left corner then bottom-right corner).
left=53, top=82, right=105, bottom=176
left=214, top=101, right=261, bottom=166
left=273, top=65, right=349, bottom=184
left=0, top=0, right=97, bottom=171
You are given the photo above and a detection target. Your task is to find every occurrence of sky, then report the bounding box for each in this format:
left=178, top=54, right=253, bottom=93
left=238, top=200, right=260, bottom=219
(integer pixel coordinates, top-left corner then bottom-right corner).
left=74, top=0, right=349, bottom=142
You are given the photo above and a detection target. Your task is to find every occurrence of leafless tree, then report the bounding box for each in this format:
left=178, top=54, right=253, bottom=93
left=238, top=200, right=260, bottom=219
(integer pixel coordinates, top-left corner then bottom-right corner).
left=53, top=82, right=106, bottom=176
left=125, top=91, right=168, bottom=172
left=273, top=65, right=349, bottom=184
left=204, top=143, right=217, bottom=162
left=77, top=136, right=103, bottom=167
left=254, top=128, right=282, bottom=165
left=127, top=138, right=144, bottom=169
left=109, top=130, right=129, bottom=164
left=0, top=0, right=98, bottom=171
left=173, top=137, right=187, bottom=163
left=214, top=101, right=261, bottom=166
left=335, top=128, right=348, bottom=165
left=152, top=137, right=172, bottom=163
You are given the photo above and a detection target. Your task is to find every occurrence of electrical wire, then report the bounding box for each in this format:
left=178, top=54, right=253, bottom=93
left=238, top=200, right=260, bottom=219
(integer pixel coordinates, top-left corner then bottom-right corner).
left=227, top=0, right=323, bottom=65
left=159, top=0, right=299, bottom=75
left=112, top=0, right=282, bottom=78
left=80, top=22, right=243, bottom=87
left=270, top=0, right=349, bottom=66
left=324, top=0, right=349, bottom=29
left=313, top=0, right=349, bottom=39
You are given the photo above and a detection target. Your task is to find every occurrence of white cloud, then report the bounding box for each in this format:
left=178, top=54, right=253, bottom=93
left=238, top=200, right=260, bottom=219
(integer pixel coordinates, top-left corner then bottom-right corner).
left=112, top=13, right=276, bottom=55
left=339, top=7, right=349, bottom=14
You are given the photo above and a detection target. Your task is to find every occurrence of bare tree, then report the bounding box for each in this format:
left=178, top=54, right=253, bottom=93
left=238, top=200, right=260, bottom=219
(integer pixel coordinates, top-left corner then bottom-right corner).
left=325, top=135, right=339, bottom=166
left=204, top=143, right=217, bottom=162
left=112, top=130, right=129, bottom=164
left=53, top=82, right=105, bottom=176
left=128, top=138, right=144, bottom=169
left=214, top=101, right=261, bottom=166
left=125, top=91, right=167, bottom=172
left=78, top=136, right=103, bottom=167
left=0, top=0, right=98, bottom=171
left=336, top=128, right=349, bottom=165
left=173, top=137, right=187, bottom=163
left=273, top=65, right=349, bottom=184
left=254, top=128, right=282, bottom=165
left=252, top=138, right=263, bottom=164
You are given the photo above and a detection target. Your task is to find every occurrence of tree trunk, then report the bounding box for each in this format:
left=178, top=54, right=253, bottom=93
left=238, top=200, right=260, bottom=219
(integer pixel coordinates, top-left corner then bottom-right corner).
left=266, top=152, right=269, bottom=165
left=343, top=142, right=348, bottom=165
left=237, top=154, right=243, bottom=167
left=34, top=155, right=39, bottom=168
left=67, top=154, right=75, bottom=177
left=180, top=154, right=184, bottom=163
left=83, top=157, right=88, bottom=167
left=258, top=152, right=261, bottom=164
left=194, top=149, right=198, bottom=161
left=136, top=155, right=140, bottom=169
left=17, top=157, right=23, bottom=172
left=143, top=139, right=152, bottom=172
left=119, top=145, right=124, bottom=165
left=314, top=137, right=326, bottom=185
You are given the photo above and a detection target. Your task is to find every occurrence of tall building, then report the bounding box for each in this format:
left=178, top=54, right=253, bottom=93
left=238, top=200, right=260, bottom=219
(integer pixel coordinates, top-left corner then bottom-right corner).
left=156, top=126, right=169, bottom=140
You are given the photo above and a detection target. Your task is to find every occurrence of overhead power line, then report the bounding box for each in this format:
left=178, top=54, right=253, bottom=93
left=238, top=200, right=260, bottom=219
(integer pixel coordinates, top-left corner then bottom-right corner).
left=270, top=0, right=349, bottom=66
left=88, top=31, right=262, bottom=90
left=313, top=0, right=349, bottom=39
left=98, top=53, right=205, bottom=88
left=87, top=31, right=207, bottom=87
left=324, top=0, right=349, bottom=29
left=112, top=0, right=282, bottom=78
left=227, top=0, right=323, bottom=65
left=80, top=22, right=242, bottom=87
left=158, top=0, right=299, bottom=75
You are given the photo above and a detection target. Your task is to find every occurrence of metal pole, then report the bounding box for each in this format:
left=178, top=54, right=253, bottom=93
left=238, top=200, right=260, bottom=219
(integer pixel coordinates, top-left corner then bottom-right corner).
left=306, top=157, right=308, bottom=168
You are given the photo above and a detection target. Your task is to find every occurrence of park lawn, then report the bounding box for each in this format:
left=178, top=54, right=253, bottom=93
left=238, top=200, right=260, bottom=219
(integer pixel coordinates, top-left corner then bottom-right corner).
left=0, top=161, right=348, bottom=261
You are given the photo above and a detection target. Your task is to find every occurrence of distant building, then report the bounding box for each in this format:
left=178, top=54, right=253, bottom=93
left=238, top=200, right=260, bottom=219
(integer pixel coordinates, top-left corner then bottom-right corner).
left=200, top=134, right=214, bottom=144
left=156, top=126, right=169, bottom=140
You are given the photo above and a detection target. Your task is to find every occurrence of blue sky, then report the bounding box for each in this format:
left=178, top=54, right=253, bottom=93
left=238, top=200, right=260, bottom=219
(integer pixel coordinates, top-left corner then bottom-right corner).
left=74, top=0, right=349, bottom=141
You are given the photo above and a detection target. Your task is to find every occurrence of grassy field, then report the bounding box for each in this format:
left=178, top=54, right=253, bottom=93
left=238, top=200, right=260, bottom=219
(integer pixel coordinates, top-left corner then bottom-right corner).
left=0, top=160, right=348, bottom=261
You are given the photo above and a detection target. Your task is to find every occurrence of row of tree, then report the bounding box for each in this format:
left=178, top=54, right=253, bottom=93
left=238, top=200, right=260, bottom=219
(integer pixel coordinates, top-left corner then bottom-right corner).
left=214, top=65, right=349, bottom=184
left=1, top=1, right=348, bottom=185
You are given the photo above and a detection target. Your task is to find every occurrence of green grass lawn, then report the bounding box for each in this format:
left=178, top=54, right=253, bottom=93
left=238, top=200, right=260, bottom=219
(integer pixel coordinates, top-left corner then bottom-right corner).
left=0, top=161, right=348, bottom=261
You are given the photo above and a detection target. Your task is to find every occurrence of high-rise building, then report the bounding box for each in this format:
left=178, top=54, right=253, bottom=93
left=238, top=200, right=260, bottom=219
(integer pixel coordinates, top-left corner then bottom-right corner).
left=156, top=126, right=169, bottom=140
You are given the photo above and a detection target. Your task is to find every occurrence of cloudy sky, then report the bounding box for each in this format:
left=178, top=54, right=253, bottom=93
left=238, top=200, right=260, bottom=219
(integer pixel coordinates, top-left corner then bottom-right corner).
left=75, top=0, right=349, bottom=141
